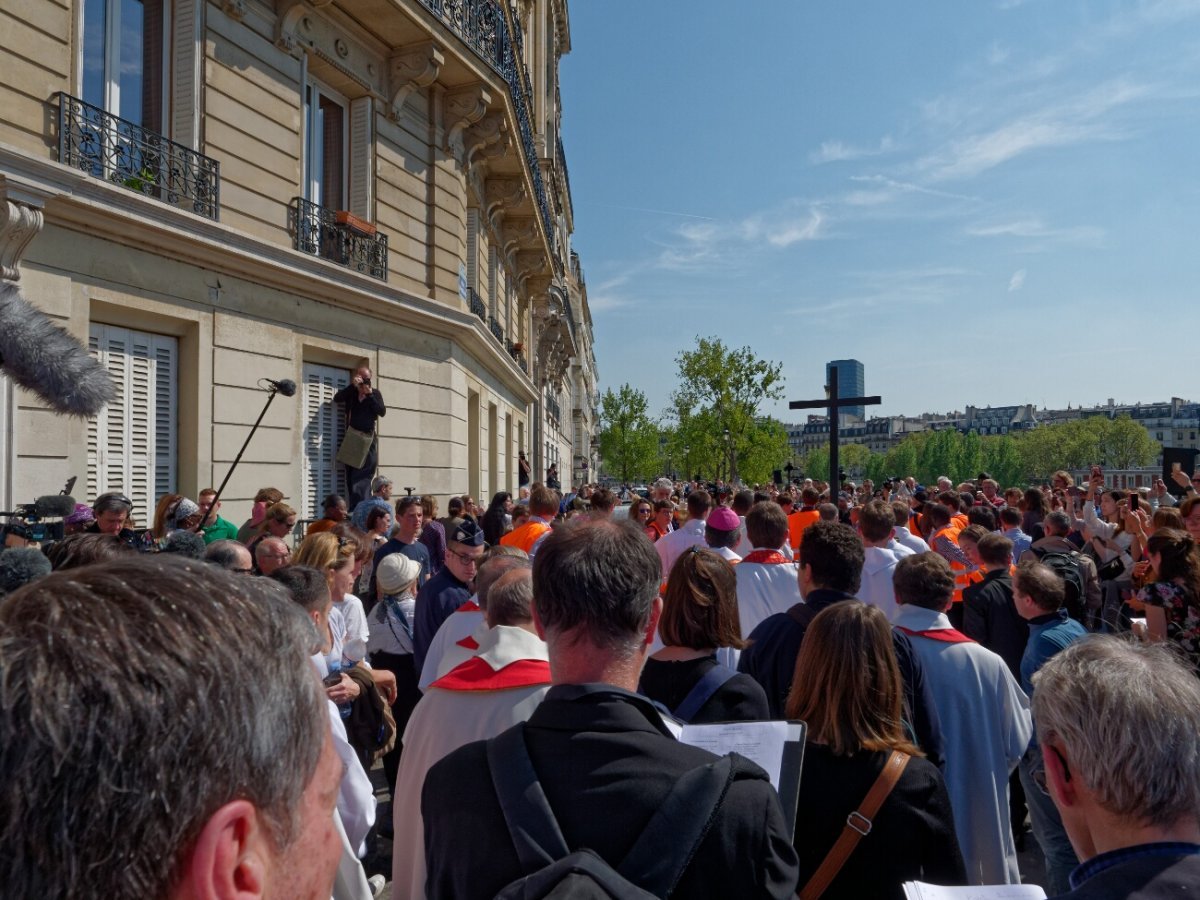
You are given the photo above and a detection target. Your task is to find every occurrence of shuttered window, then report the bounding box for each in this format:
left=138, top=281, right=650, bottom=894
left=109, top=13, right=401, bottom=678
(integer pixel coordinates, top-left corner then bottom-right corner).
left=87, top=324, right=177, bottom=527
left=301, top=363, right=349, bottom=519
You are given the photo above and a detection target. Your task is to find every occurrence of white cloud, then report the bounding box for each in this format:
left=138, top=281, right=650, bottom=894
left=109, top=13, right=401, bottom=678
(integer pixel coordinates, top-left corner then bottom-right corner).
left=653, top=203, right=824, bottom=270
left=843, top=175, right=976, bottom=207
left=1008, top=269, right=1027, bottom=291
left=966, top=218, right=1104, bottom=243
left=809, top=136, right=896, bottom=165
left=587, top=293, right=631, bottom=313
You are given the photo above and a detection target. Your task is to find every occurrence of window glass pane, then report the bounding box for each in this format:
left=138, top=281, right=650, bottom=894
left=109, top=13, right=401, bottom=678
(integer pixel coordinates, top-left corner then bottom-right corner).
left=118, top=0, right=145, bottom=124
left=82, top=0, right=107, bottom=109
left=320, top=94, right=345, bottom=211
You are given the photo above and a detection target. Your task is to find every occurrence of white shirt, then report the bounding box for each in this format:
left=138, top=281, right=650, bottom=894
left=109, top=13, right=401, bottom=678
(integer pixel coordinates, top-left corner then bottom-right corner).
left=334, top=593, right=369, bottom=662
left=710, top=545, right=742, bottom=564
left=735, top=551, right=802, bottom=638
left=859, top=545, right=901, bottom=621
left=655, top=517, right=707, bottom=578
left=892, top=525, right=930, bottom=556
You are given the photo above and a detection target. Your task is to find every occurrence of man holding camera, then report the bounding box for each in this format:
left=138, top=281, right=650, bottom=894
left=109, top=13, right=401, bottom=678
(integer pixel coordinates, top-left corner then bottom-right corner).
left=335, top=366, right=386, bottom=507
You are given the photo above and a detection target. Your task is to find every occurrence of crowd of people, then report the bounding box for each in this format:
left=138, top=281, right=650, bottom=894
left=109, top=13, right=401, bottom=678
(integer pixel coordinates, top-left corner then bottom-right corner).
left=1, top=463, right=1199, bottom=899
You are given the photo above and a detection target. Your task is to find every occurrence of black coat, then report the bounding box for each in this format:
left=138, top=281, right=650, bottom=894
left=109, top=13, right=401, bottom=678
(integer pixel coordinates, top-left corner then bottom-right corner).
left=1058, top=851, right=1200, bottom=899
left=962, top=569, right=1028, bottom=681
left=638, top=655, right=770, bottom=723
left=795, top=744, right=965, bottom=899
left=421, top=685, right=800, bottom=899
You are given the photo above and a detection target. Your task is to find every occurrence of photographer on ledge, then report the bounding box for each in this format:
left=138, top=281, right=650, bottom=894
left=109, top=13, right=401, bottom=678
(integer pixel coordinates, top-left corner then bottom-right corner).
left=335, top=365, right=386, bottom=507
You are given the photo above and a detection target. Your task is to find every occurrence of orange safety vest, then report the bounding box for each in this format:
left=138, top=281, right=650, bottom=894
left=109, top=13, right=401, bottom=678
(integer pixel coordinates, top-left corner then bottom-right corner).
left=958, top=563, right=1018, bottom=603
left=951, top=513, right=969, bottom=531
left=500, top=520, right=552, bottom=553
left=788, top=509, right=820, bottom=552
left=932, top=524, right=968, bottom=603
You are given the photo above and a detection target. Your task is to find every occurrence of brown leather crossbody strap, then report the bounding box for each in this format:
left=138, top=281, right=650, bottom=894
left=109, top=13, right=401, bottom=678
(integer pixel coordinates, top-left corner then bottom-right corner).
left=797, top=749, right=911, bottom=900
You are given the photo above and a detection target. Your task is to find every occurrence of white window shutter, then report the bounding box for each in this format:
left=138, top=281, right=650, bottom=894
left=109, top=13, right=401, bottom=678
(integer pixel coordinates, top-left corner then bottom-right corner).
left=348, top=97, right=373, bottom=219
left=172, top=0, right=202, bottom=149
left=466, top=207, right=479, bottom=293
left=302, top=363, right=350, bottom=518
left=87, top=324, right=177, bottom=527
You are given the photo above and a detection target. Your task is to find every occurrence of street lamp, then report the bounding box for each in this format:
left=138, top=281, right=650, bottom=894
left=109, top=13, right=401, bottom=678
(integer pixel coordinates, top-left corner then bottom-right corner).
left=684, top=445, right=690, bottom=483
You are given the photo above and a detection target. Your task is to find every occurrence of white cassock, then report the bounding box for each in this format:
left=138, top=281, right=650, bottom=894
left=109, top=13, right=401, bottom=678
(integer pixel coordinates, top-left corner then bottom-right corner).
left=417, top=597, right=484, bottom=690
left=859, top=546, right=902, bottom=621
left=892, top=605, right=1032, bottom=886
left=655, top=518, right=707, bottom=579
left=392, top=625, right=552, bottom=900
left=735, top=552, right=802, bottom=639
left=892, top=526, right=930, bottom=555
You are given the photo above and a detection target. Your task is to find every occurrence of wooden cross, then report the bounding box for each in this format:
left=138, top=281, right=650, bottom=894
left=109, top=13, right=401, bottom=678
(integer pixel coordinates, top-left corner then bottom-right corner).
left=789, top=367, right=882, bottom=490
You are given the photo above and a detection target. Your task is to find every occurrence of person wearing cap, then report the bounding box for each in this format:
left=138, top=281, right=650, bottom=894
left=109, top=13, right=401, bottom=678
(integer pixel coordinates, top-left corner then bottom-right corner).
left=63, top=503, right=95, bottom=537
left=413, top=519, right=486, bottom=674
left=705, top=505, right=744, bottom=564
left=367, top=553, right=423, bottom=796
left=392, top=565, right=550, bottom=900
left=370, top=496, right=431, bottom=601
left=655, top=490, right=713, bottom=579
left=351, top=476, right=393, bottom=531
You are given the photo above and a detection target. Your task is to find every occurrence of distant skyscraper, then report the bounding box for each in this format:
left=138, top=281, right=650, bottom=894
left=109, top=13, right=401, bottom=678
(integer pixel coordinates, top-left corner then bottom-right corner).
left=826, top=359, right=866, bottom=420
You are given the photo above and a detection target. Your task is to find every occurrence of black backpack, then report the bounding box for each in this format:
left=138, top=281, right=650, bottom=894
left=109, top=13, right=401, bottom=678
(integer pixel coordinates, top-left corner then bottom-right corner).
left=485, top=723, right=745, bottom=899
left=1033, top=548, right=1088, bottom=623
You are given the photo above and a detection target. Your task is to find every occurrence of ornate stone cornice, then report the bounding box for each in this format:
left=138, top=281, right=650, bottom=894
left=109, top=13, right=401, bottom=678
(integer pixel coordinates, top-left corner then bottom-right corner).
left=388, top=40, right=444, bottom=121
left=275, top=2, right=385, bottom=98
left=220, top=0, right=247, bottom=21
left=485, top=177, right=525, bottom=230
left=444, top=84, right=492, bottom=164
left=502, top=216, right=539, bottom=260
left=0, top=179, right=48, bottom=282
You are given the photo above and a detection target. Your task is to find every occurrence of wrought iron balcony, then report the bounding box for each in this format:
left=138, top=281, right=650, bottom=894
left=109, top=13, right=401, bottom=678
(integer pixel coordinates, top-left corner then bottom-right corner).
left=288, top=198, right=388, bottom=280
left=469, top=287, right=487, bottom=321
left=415, top=0, right=555, bottom=262
left=546, top=395, right=561, bottom=423
left=56, top=93, right=220, bottom=220
left=488, top=315, right=504, bottom=343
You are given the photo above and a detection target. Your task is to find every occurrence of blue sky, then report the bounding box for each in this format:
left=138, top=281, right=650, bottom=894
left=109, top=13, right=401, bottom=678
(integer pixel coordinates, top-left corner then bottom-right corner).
left=559, top=0, right=1200, bottom=423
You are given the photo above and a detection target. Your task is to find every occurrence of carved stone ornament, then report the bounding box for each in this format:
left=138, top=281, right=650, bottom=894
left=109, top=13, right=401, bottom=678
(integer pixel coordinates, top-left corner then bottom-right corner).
left=515, top=249, right=547, bottom=286
left=276, top=2, right=385, bottom=96
left=464, top=112, right=508, bottom=169
left=389, top=40, right=444, bottom=120
left=502, top=216, right=539, bottom=260
left=0, top=193, right=45, bottom=283
left=485, top=177, right=525, bottom=229
left=220, top=0, right=246, bottom=21
left=444, top=84, right=492, bottom=164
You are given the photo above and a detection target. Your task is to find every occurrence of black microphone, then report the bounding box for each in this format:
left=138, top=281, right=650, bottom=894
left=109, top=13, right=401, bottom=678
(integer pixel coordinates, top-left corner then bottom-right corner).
left=264, top=378, right=297, bottom=397
left=0, top=282, right=115, bottom=417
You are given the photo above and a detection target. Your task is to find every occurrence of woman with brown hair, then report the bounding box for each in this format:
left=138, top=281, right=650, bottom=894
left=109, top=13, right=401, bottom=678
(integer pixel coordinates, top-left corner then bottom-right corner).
left=787, top=602, right=964, bottom=899
left=246, top=501, right=296, bottom=564
left=637, top=547, right=768, bottom=723
left=1138, top=528, right=1200, bottom=672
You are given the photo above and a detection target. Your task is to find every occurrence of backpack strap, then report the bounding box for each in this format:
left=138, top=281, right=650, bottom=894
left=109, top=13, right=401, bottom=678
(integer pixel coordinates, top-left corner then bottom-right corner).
left=786, top=602, right=819, bottom=629
left=673, top=665, right=738, bottom=723
left=616, top=753, right=739, bottom=897
left=487, top=724, right=571, bottom=872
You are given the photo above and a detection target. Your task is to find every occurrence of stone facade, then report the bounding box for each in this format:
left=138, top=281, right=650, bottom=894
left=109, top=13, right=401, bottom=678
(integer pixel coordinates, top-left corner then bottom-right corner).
left=0, top=0, right=593, bottom=525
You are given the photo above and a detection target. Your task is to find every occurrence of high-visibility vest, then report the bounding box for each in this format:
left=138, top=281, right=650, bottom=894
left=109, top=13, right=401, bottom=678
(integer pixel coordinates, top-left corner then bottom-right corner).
left=499, top=520, right=551, bottom=553
left=788, top=508, right=820, bottom=552
left=932, top=524, right=968, bottom=603
left=957, top=563, right=1018, bottom=603
left=952, top=513, right=969, bottom=531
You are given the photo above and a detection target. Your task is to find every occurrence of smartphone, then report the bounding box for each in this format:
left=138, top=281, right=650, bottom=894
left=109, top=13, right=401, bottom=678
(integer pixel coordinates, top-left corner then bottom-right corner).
left=1173, top=462, right=1183, bottom=474
left=322, top=672, right=342, bottom=688
left=1130, top=493, right=1139, bottom=512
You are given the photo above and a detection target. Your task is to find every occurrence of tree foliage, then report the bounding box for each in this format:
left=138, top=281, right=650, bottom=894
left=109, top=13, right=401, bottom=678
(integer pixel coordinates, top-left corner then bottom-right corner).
left=671, top=337, right=785, bottom=485
left=597, top=384, right=660, bottom=483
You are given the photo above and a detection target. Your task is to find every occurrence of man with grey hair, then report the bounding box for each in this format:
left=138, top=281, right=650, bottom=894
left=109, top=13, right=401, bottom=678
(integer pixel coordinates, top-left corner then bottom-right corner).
left=204, top=537, right=254, bottom=573
left=421, top=518, right=799, bottom=897
left=1032, top=636, right=1200, bottom=898
left=0, top=555, right=343, bottom=900
left=255, top=534, right=292, bottom=576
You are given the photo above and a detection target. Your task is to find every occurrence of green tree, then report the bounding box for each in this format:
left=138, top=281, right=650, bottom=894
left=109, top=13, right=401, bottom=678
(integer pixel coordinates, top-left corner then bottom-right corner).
left=672, top=336, right=785, bottom=485
left=597, top=384, right=660, bottom=483
left=738, top=417, right=793, bottom=485
left=1100, top=414, right=1160, bottom=468
left=980, top=435, right=1025, bottom=488
left=802, top=445, right=830, bottom=484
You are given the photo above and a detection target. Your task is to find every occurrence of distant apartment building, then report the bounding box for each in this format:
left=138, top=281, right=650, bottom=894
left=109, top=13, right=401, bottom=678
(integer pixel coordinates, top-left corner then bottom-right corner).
left=0, top=0, right=597, bottom=524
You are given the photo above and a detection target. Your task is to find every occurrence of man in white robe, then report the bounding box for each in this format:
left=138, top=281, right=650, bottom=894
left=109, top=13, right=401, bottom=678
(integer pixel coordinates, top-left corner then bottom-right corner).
left=655, top=490, right=712, bottom=578
left=857, top=499, right=904, bottom=621
left=736, top=501, right=801, bottom=638
left=892, top=552, right=1032, bottom=885
left=391, top=569, right=551, bottom=900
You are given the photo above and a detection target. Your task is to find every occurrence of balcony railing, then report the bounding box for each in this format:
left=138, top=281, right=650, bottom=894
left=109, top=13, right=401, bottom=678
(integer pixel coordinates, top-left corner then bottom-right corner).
left=415, top=0, right=555, bottom=262
left=288, top=198, right=388, bottom=280
left=469, top=287, right=487, bottom=321
left=506, top=339, right=528, bottom=374
left=488, top=315, right=504, bottom=343
left=56, top=93, right=220, bottom=220
left=546, top=395, right=561, bottom=423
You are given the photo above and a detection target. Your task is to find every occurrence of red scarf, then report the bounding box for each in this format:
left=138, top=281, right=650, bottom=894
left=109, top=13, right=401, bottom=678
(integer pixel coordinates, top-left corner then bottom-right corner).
left=455, top=635, right=480, bottom=650
left=741, top=549, right=790, bottom=565
left=430, top=657, right=551, bottom=692
left=895, top=625, right=975, bottom=644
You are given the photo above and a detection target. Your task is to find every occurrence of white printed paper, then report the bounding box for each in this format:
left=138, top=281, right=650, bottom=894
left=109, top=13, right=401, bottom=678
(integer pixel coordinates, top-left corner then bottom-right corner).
left=902, top=881, right=1047, bottom=900
left=678, top=720, right=791, bottom=789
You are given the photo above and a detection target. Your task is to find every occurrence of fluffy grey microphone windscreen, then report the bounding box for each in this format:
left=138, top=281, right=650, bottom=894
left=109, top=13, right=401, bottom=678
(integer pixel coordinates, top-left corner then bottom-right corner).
left=0, top=547, right=52, bottom=595
left=33, top=495, right=78, bottom=518
left=0, top=282, right=115, bottom=417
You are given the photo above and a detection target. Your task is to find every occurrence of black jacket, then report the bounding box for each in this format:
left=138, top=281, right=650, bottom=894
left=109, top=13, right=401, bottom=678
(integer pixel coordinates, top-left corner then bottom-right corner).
left=334, top=384, right=385, bottom=432
left=421, top=684, right=800, bottom=899
left=1058, top=850, right=1200, bottom=899
left=638, top=655, right=770, bottom=723
left=962, top=569, right=1028, bottom=681
left=795, top=745, right=965, bottom=899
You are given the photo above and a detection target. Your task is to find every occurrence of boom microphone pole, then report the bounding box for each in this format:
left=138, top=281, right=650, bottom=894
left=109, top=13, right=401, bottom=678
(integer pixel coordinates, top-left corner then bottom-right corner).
left=197, top=378, right=296, bottom=532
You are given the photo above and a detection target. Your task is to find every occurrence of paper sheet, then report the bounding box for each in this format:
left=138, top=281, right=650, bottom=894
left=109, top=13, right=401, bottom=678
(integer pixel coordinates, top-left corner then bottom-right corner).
left=902, top=881, right=1047, bottom=900
left=678, top=720, right=790, bottom=789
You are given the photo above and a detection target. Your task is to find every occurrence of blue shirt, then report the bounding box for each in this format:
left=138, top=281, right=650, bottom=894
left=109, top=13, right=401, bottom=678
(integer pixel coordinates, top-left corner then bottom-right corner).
left=1020, top=609, right=1088, bottom=696
left=1001, top=526, right=1033, bottom=564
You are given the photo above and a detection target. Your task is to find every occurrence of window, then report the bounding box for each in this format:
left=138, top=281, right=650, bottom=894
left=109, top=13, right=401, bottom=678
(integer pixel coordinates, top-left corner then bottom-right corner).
left=82, top=0, right=166, bottom=130
left=304, top=80, right=348, bottom=211
left=87, top=324, right=177, bottom=527
left=301, top=363, right=349, bottom=519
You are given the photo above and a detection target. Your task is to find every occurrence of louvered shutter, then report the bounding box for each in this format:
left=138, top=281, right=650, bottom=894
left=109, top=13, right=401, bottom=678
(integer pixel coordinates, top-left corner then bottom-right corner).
left=302, top=363, right=349, bottom=518
left=348, top=97, right=373, bottom=219
left=87, top=324, right=178, bottom=527
left=466, top=207, right=479, bottom=293
left=172, top=0, right=201, bottom=149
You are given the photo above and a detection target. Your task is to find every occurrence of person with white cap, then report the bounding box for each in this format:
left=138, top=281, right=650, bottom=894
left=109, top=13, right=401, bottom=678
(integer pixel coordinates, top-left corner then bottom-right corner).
left=367, top=553, right=423, bottom=796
